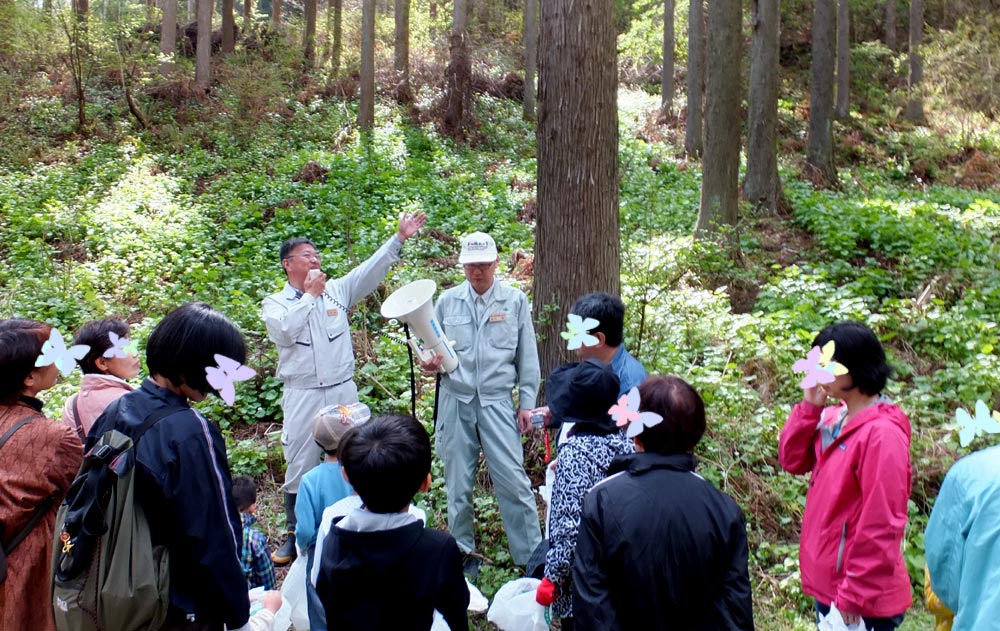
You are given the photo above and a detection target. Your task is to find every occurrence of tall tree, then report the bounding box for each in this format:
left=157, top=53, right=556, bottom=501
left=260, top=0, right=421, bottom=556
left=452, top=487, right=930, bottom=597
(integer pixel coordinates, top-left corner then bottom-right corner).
left=685, top=0, right=705, bottom=156
left=806, top=0, right=836, bottom=186
left=358, top=0, right=375, bottom=130
left=160, top=0, right=177, bottom=76
left=695, top=0, right=741, bottom=235
left=195, top=0, right=211, bottom=90
left=272, top=0, right=281, bottom=25
left=243, top=0, right=252, bottom=30
left=744, top=0, right=783, bottom=212
left=329, top=0, right=343, bottom=76
left=535, top=0, right=620, bottom=376
left=522, top=0, right=538, bottom=119
left=835, top=0, right=850, bottom=119
left=73, top=0, right=89, bottom=19
left=885, top=0, right=896, bottom=50
left=304, top=0, right=317, bottom=64
left=444, top=0, right=471, bottom=134
left=661, top=0, right=675, bottom=115
left=904, top=0, right=926, bottom=122
left=187, top=0, right=194, bottom=21
left=222, top=0, right=235, bottom=53
left=393, top=0, right=410, bottom=92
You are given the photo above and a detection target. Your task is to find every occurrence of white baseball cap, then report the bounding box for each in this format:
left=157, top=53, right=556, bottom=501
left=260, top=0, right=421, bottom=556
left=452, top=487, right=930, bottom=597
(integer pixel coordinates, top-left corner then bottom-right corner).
left=458, top=232, right=499, bottom=264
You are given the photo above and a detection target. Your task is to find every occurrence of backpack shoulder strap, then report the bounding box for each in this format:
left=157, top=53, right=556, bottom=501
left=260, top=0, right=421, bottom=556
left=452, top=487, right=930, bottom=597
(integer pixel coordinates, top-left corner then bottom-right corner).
left=70, top=394, right=86, bottom=443
left=0, top=415, right=35, bottom=450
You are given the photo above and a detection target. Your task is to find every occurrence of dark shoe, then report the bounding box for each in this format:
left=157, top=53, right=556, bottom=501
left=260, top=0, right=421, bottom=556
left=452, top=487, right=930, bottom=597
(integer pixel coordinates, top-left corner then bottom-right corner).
left=462, top=553, right=483, bottom=581
left=272, top=530, right=296, bottom=566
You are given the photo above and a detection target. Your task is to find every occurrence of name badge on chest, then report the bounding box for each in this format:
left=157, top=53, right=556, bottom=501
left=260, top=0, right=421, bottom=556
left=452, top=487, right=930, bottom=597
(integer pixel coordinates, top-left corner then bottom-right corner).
left=327, top=308, right=339, bottom=317
left=489, top=312, right=506, bottom=323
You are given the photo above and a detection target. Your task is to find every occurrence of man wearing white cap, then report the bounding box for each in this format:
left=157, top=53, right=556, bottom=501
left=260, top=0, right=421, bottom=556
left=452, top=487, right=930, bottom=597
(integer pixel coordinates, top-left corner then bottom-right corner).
left=422, top=231, right=542, bottom=576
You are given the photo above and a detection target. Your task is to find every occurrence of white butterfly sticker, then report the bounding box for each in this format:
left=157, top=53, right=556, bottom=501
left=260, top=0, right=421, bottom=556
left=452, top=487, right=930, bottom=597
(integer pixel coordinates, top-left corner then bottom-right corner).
left=35, top=329, right=90, bottom=377
left=561, top=314, right=600, bottom=351
left=205, top=354, right=255, bottom=406
left=608, top=386, right=664, bottom=438
left=103, top=331, right=138, bottom=359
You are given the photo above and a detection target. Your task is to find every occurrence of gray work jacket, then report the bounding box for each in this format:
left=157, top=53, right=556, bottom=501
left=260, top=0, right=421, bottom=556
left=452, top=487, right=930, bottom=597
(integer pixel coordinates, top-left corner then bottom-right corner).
left=262, top=236, right=402, bottom=389
left=435, top=280, right=540, bottom=410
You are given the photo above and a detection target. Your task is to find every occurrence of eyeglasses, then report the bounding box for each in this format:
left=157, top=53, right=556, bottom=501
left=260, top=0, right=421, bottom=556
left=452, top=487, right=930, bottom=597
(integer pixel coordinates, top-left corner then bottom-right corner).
left=285, top=252, right=322, bottom=261
left=463, top=262, right=494, bottom=271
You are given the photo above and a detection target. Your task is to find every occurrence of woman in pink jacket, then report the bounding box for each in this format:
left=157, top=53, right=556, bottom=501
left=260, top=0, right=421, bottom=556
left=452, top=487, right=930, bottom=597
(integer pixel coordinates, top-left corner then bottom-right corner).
left=779, top=321, right=912, bottom=630
left=60, top=318, right=141, bottom=442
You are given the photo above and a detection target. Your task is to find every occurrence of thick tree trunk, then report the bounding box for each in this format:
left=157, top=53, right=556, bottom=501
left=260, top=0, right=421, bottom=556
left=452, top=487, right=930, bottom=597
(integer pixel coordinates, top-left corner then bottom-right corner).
left=272, top=0, right=281, bottom=25
left=535, top=0, right=620, bottom=377
left=330, top=0, right=342, bottom=76
left=160, top=0, right=177, bottom=76
left=661, top=0, right=675, bottom=115
left=222, top=0, right=235, bottom=53
left=444, top=0, right=471, bottom=135
left=195, top=0, right=211, bottom=90
left=835, top=0, right=849, bottom=119
left=695, top=0, right=741, bottom=236
left=394, top=0, right=410, bottom=90
left=885, top=0, right=896, bottom=50
left=243, top=0, right=252, bottom=29
left=522, top=0, right=538, bottom=119
left=358, top=0, right=375, bottom=130
left=807, top=0, right=836, bottom=186
left=744, top=0, right=783, bottom=212
left=685, top=0, right=705, bottom=157
left=304, top=0, right=317, bottom=64
left=905, top=0, right=926, bottom=122
left=75, top=0, right=89, bottom=18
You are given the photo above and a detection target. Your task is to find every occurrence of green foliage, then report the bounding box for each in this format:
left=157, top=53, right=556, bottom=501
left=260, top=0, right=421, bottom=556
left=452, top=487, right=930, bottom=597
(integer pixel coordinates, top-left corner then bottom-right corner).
left=926, top=14, right=1000, bottom=120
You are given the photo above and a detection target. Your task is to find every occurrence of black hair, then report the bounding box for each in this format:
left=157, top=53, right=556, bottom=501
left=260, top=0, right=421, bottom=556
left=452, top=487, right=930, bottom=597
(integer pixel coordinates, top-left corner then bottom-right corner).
left=0, top=319, right=54, bottom=405
left=74, top=318, right=131, bottom=375
left=279, top=238, right=316, bottom=261
left=636, top=376, right=706, bottom=455
left=146, top=302, right=247, bottom=398
left=338, top=413, right=431, bottom=514
left=813, top=321, right=892, bottom=396
left=570, top=292, right=626, bottom=347
left=231, top=476, right=257, bottom=512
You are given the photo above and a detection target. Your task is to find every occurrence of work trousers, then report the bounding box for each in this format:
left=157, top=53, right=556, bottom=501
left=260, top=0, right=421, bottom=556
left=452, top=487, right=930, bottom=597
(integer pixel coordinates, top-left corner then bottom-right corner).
left=436, top=394, right=542, bottom=566
left=280, top=380, right=359, bottom=493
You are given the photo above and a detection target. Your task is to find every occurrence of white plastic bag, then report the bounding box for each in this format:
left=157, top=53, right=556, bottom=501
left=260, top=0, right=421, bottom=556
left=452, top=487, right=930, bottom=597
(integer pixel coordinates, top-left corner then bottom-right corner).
left=246, top=587, right=291, bottom=631
left=818, top=604, right=873, bottom=631
left=279, top=556, right=310, bottom=631
left=466, top=578, right=489, bottom=614
left=486, top=577, right=548, bottom=631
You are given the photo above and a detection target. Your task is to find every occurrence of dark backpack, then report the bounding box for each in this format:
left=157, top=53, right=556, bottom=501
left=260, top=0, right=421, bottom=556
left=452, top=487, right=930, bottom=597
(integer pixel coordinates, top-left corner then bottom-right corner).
left=50, top=401, right=184, bottom=631
left=0, top=415, right=56, bottom=585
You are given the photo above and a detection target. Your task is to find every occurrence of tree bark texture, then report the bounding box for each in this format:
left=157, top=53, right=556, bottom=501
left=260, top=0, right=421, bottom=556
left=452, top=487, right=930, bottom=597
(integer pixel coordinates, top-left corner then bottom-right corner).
left=905, top=0, right=926, bottom=122
left=444, top=0, right=471, bottom=135
left=807, top=0, right=836, bottom=186
left=744, top=0, right=783, bottom=212
left=835, top=0, right=849, bottom=119
left=394, top=0, right=410, bottom=88
left=685, top=0, right=705, bottom=156
left=243, top=0, right=252, bottom=29
left=222, top=0, right=235, bottom=53
left=885, top=0, right=896, bottom=50
left=696, top=0, right=741, bottom=235
left=522, top=0, right=538, bottom=120
left=273, top=0, right=281, bottom=25
left=195, top=0, right=211, bottom=89
left=74, top=0, right=89, bottom=18
left=160, top=0, right=177, bottom=76
left=535, top=0, right=620, bottom=377
left=304, top=0, right=317, bottom=64
left=330, top=0, right=342, bottom=76
left=359, top=0, right=375, bottom=130
left=661, top=0, right=675, bottom=114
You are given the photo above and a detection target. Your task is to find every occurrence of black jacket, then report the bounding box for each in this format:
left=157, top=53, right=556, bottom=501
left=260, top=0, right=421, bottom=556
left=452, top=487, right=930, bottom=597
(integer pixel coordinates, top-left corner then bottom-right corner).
left=572, top=452, right=754, bottom=631
left=87, top=380, right=250, bottom=629
left=315, top=520, right=469, bottom=631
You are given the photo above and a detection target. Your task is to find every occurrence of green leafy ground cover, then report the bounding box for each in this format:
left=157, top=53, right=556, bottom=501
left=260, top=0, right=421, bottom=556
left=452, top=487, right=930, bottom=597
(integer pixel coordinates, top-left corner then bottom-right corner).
left=2, top=85, right=998, bottom=629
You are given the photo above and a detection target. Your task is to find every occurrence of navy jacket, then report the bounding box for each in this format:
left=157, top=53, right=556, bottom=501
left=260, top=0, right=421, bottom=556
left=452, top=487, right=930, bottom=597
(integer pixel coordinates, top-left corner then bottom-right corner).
left=572, top=452, right=754, bottom=631
left=87, top=380, right=250, bottom=628
left=315, top=520, right=468, bottom=631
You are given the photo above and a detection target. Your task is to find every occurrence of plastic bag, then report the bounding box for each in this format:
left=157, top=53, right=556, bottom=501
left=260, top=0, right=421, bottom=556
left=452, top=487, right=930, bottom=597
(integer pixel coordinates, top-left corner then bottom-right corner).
left=486, top=577, right=548, bottom=631
left=818, top=604, right=873, bottom=631
left=279, top=556, right=310, bottom=631
left=247, top=587, right=291, bottom=631
left=466, top=579, right=489, bottom=614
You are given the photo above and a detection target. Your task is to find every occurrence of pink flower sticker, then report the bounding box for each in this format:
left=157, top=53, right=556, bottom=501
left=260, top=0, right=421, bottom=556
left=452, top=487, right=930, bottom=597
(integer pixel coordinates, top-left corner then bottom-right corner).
left=205, top=354, right=255, bottom=406
left=608, top=387, right=664, bottom=438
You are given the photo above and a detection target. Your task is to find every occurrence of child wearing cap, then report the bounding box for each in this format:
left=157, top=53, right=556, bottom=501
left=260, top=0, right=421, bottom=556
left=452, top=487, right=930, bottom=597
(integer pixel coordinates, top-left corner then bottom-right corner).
left=295, top=403, right=366, bottom=631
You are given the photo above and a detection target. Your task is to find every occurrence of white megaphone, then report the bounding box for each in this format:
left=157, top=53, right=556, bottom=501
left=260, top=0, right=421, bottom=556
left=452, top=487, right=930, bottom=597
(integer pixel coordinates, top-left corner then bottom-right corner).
left=380, top=279, right=459, bottom=373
